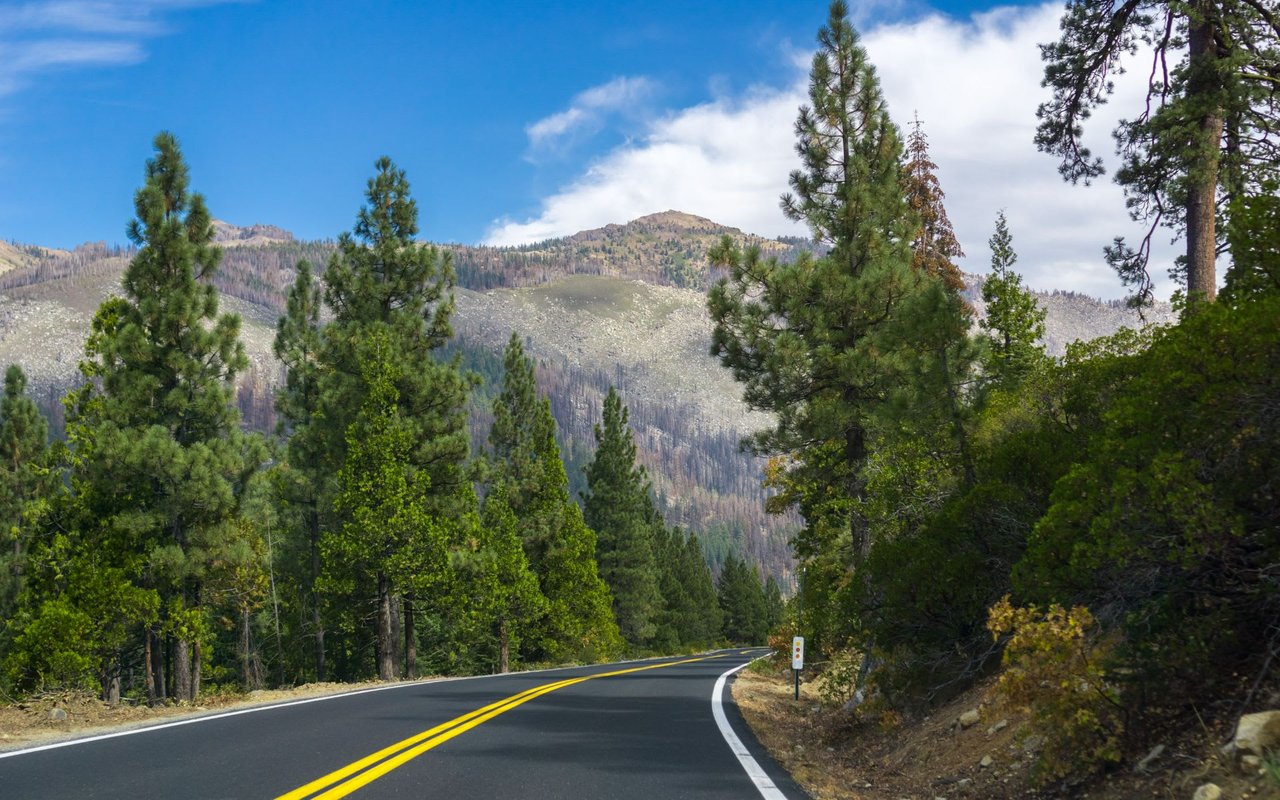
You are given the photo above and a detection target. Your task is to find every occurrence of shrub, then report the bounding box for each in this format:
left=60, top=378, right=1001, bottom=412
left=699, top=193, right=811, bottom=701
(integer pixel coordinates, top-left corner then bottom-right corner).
left=986, top=596, right=1122, bottom=785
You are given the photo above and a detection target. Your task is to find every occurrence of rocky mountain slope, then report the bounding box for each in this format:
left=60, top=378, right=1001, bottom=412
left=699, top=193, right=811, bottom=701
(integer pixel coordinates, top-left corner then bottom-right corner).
left=0, top=213, right=1176, bottom=583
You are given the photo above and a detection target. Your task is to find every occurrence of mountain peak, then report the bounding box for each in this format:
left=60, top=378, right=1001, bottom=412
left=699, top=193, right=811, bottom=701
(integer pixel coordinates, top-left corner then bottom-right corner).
left=626, top=210, right=727, bottom=232
left=212, top=220, right=294, bottom=247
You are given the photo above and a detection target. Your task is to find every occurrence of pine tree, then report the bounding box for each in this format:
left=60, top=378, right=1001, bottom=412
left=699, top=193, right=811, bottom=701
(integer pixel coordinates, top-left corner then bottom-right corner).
left=1036, top=0, right=1280, bottom=307
left=583, top=387, right=661, bottom=647
left=63, top=132, right=262, bottom=701
left=475, top=486, right=548, bottom=672
left=979, top=212, right=1047, bottom=384
left=904, top=114, right=965, bottom=293
left=312, top=157, right=472, bottom=680
left=0, top=365, right=49, bottom=620
left=487, top=334, right=619, bottom=662
left=717, top=555, right=769, bottom=645
left=709, top=0, right=918, bottom=562
left=272, top=261, right=328, bottom=680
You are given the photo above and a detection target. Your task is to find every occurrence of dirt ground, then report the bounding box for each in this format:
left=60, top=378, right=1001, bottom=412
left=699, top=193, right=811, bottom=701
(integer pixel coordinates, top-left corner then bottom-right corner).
left=732, top=662, right=1280, bottom=800
left=0, top=680, right=393, bottom=753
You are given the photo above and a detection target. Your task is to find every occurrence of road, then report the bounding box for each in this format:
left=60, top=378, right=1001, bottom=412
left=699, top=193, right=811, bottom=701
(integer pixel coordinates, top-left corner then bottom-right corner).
left=0, top=649, right=809, bottom=799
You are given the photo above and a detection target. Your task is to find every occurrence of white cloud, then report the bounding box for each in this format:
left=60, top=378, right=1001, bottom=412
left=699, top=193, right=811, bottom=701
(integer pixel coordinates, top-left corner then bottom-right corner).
left=0, top=1, right=240, bottom=98
left=526, top=76, right=658, bottom=152
left=489, top=2, right=1180, bottom=300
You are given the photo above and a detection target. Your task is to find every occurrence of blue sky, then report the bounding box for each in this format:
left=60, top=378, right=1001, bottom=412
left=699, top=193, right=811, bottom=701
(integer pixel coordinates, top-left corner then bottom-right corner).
left=0, top=0, right=1177, bottom=298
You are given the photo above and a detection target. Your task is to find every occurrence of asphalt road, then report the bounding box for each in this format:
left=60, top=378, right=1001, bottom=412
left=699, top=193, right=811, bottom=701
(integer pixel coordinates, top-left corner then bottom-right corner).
left=0, top=649, right=809, bottom=799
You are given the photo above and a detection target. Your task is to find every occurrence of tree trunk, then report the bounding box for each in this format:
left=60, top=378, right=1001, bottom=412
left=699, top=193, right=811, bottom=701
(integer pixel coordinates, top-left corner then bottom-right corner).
left=376, top=571, right=394, bottom=681
left=498, top=619, right=510, bottom=674
left=174, top=639, right=192, bottom=702
left=241, top=603, right=253, bottom=690
left=390, top=593, right=402, bottom=678
left=1185, top=1, right=1223, bottom=306
left=192, top=639, right=202, bottom=701
left=144, top=628, right=157, bottom=706
left=404, top=596, right=416, bottom=680
left=310, top=507, right=326, bottom=682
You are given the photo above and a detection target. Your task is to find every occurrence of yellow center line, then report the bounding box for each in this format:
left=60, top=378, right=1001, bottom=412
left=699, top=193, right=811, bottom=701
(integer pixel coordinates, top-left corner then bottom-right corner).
left=276, top=653, right=727, bottom=800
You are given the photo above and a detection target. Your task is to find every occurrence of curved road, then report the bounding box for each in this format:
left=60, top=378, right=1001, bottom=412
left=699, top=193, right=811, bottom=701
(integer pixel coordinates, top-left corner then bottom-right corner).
left=1, top=649, right=808, bottom=799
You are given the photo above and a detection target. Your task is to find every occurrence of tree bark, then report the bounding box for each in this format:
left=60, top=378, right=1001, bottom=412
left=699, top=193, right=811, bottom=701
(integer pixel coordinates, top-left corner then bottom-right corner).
left=404, top=596, right=416, bottom=680
left=174, top=639, right=192, bottom=702
left=1185, top=1, right=1223, bottom=305
left=191, top=639, right=202, bottom=701
left=144, top=628, right=157, bottom=706
left=241, top=603, right=253, bottom=690
left=376, top=571, right=394, bottom=681
left=498, top=619, right=510, bottom=674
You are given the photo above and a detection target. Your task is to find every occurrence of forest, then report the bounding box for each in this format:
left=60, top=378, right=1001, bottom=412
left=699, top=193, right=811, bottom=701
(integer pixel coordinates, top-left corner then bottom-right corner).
left=705, top=0, right=1278, bottom=785
left=0, top=1, right=1276, bottom=789
left=0, top=143, right=784, bottom=703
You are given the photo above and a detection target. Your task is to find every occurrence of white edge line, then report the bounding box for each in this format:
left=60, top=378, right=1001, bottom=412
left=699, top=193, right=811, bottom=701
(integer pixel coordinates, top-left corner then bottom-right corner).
left=713, top=656, right=790, bottom=800
left=0, top=649, right=729, bottom=760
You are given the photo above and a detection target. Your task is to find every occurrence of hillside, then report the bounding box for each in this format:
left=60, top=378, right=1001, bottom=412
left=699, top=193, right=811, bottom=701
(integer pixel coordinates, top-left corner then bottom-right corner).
left=0, top=215, right=1175, bottom=584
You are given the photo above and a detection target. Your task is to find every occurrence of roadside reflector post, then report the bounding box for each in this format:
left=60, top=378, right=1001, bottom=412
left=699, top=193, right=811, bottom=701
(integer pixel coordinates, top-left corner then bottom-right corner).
left=791, top=636, right=804, bottom=701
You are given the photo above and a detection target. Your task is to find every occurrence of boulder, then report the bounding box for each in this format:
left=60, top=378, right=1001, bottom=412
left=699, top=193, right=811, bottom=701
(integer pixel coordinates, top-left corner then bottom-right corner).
left=48, top=708, right=67, bottom=722
left=979, top=755, right=994, bottom=768
left=1233, top=710, right=1280, bottom=757
left=958, top=709, right=980, bottom=729
left=1191, top=783, right=1221, bottom=800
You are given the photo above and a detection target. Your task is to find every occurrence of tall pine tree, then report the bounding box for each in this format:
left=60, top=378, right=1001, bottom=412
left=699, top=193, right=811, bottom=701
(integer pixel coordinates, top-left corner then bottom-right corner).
left=315, top=157, right=472, bottom=680
left=486, top=333, right=620, bottom=663
left=66, top=132, right=261, bottom=701
left=1036, top=0, right=1280, bottom=307
left=709, top=0, right=918, bottom=564
left=583, top=387, right=662, bottom=647
left=979, top=212, right=1047, bottom=385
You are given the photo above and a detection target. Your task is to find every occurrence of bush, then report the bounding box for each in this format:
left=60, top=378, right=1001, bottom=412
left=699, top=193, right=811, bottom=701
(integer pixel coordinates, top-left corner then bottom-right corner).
left=987, top=596, right=1122, bottom=784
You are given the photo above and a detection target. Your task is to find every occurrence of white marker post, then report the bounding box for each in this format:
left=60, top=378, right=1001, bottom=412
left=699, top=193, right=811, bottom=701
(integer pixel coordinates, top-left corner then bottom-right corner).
left=791, top=636, right=804, bottom=701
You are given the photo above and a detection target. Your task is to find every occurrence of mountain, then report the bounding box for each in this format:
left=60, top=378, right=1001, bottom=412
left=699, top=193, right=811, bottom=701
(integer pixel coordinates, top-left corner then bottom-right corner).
left=0, top=213, right=1176, bottom=583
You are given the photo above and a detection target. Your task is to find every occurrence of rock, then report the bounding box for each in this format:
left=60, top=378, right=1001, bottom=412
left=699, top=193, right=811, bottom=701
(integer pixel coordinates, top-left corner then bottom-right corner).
left=48, top=708, right=67, bottom=721
left=1134, top=743, right=1166, bottom=773
left=1191, top=783, right=1221, bottom=800
left=1022, top=735, right=1044, bottom=753
left=979, top=755, right=994, bottom=769
left=958, top=709, right=981, bottom=728
left=1234, top=710, right=1280, bottom=757
left=986, top=718, right=1008, bottom=735
left=1242, top=754, right=1262, bottom=770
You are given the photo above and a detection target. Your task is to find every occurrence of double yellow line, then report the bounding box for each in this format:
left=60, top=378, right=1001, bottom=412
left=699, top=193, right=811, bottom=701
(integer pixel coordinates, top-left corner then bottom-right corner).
left=276, top=653, right=725, bottom=800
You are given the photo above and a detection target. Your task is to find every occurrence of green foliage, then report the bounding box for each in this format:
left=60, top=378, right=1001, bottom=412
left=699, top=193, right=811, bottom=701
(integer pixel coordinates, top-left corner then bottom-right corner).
left=1036, top=0, right=1280, bottom=304
left=583, top=387, right=661, bottom=647
left=1016, top=295, right=1280, bottom=691
left=717, top=554, right=769, bottom=645
left=0, top=365, right=51, bottom=629
left=979, top=212, right=1047, bottom=385
left=487, top=334, right=620, bottom=663
left=1222, top=182, right=1280, bottom=304
left=41, top=132, right=264, bottom=701
left=987, top=597, right=1122, bottom=784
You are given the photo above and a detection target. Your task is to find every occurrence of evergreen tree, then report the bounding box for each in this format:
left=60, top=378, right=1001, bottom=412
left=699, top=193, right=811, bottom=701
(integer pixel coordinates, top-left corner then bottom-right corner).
left=314, top=157, right=472, bottom=680
left=1036, top=0, right=1280, bottom=307
left=58, top=133, right=262, bottom=701
left=272, top=261, right=328, bottom=680
left=979, top=212, right=1047, bottom=384
left=583, top=387, right=661, bottom=647
left=1221, top=182, right=1280, bottom=305
left=475, top=486, right=548, bottom=672
left=681, top=532, right=723, bottom=646
left=903, top=114, right=965, bottom=293
left=0, top=365, right=50, bottom=622
left=709, top=0, right=918, bottom=563
left=487, top=334, right=619, bottom=662
left=717, top=555, right=769, bottom=645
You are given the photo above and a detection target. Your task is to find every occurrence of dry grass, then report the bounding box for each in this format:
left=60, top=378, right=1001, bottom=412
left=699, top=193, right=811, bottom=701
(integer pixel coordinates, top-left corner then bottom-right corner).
left=732, top=664, right=1280, bottom=800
